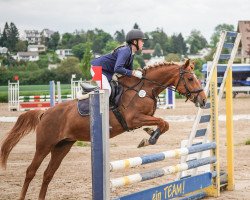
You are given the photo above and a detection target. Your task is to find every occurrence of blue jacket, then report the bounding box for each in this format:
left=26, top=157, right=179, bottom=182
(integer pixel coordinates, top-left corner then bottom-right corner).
left=91, top=45, right=134, bottom=81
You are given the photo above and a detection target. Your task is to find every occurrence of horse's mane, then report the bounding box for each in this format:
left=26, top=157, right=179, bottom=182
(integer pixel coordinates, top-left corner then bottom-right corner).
left=143, top=61, right=181, bottom=72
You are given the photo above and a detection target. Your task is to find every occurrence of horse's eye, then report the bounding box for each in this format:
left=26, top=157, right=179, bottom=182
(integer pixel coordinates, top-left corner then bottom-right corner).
left=188, top=77, right=193, bottom=81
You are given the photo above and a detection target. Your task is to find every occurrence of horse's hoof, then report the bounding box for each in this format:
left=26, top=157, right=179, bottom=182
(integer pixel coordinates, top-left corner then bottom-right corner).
left=137, top=138, right=149, bottom=148
left=143, top=127, right=154, bottom=135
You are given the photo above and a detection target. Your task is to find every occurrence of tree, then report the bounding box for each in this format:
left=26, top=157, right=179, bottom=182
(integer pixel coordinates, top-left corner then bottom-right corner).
left=15, top=40, right=27, bottom=52
left=47, top=32, right=60, bottom=50
left=102, top=40, right=120, bottom=54
left=1, top=22, right=9, bottom=48
left=134, top=54, right=145, bottom=68
left=192, top=58, right=205, bottom=72
left=0, top=22, right=19, bottom=52
left=72, top=43, right=86, bottom=60
left=210, top=24, right=234, bottom=47
left=133, top=23, right=140, bottom=29
left=91, top=29, right=113, bottom=54
left=9, top=23, right=19, bottom=51
left=56, top=57, right=82, bottom=83
left=149, top=28, right=169, bottom=55
left=60, top=33, right=75, bottom=48
left=153, top=43, right=163, bottom=57
left=165, top=53, right=181, bottom=62
left=171, top=33, right=187, bottom=55
left=114, top=30, right=125, bottom=44
left=143, top=32, right=151, bottom=48
left=186, top=29, right=207, bottom=54
left=81, top=42, right=92, bottom=80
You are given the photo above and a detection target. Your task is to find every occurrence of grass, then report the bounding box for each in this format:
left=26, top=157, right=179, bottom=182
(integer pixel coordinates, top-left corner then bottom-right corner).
left=0, top=83, right=185, bottom=102
left=0, top=84, right=72, bottom=102
left=245, top=139, right=250, bottom=145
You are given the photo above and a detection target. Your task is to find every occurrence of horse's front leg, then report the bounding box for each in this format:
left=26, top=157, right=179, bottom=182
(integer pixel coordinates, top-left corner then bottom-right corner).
left=132, top=115, right=169, bottom=148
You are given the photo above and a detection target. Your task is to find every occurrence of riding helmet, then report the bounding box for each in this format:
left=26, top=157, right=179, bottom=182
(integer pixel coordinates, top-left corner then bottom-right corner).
left=126, top=29, right=147, bottom=43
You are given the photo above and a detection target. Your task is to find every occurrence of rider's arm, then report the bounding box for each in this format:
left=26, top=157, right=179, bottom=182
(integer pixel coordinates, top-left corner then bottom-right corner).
left=114, top=48, right=133, bottom=76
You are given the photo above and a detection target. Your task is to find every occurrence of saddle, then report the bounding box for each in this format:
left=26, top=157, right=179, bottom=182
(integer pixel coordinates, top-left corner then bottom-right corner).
left=77, top=81, right=128, bottom=131
left=78, top=81, right=123, bottom=108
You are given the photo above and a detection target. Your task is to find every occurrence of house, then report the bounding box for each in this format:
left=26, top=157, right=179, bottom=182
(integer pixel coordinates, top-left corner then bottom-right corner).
left=24, top=30, right=41, bottom=44
left=16, top=52, right=39, bottom=62
left=41, top=29, right=55, bottom=38
left=55, top=49, right=73, bottom=60
left=24, top=29, right=56, bottom=45
left=237, top=21, right=250, bottom=63
left=0, top=47, right=8, bottom=54
left=28, top=45, right=46, bottom=53
left=187, top=48, right=211, bottom=59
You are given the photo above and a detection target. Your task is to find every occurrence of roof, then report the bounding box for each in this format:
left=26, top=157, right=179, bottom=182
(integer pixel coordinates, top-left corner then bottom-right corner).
left=28, top=45, right=46, bottom=48
left=17, top=52, right=39, bottom=56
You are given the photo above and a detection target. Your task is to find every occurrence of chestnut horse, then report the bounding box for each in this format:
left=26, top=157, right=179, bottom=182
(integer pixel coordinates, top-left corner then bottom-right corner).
left=0, top=59, right=206, bottom=200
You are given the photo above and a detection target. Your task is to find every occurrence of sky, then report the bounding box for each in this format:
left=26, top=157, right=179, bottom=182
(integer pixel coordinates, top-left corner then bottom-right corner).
left=0, top=0, right=249, bottom=42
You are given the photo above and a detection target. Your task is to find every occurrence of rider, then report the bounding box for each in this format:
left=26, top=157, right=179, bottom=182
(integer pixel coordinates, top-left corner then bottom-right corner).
left=90, top=29, right=147, bottom=96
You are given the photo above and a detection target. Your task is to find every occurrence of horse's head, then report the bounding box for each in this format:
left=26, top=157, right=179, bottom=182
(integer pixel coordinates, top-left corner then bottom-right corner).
left=175, top=59, right=206, bottom=108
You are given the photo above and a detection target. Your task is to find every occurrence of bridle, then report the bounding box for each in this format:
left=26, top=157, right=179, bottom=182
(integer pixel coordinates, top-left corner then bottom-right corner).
left=118, top=65, right=204, bottom=109
left=175, top=66, right=204, bottom=102
left=141, top=65, right=204, bottom=102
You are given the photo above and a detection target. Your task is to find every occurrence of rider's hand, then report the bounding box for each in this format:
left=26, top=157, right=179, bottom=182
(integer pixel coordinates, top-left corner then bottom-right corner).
left=132, top=70, right=143, bottom=79
left=112, top=73, right=122, bottom=81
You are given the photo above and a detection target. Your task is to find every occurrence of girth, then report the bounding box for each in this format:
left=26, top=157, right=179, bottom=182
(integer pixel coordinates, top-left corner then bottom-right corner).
left=111, top=107, right=130, bottom=131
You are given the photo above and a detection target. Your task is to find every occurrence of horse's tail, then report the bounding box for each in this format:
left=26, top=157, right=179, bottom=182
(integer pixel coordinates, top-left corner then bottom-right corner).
left=0, top=110, right=44, bottom=169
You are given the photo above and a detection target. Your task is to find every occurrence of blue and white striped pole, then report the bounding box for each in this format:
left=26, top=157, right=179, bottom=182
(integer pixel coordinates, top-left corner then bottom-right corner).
left=90, top=90, right=110, bottom=200
left=110, top=156, right=216, bottom=188
left=110, top=142, right=216, bottom=172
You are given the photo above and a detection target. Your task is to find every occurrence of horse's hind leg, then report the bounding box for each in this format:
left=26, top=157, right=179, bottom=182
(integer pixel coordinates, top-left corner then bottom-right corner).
left=38, top=140, right=75, bottom=200
left=19, top=147, right=51, bottom=200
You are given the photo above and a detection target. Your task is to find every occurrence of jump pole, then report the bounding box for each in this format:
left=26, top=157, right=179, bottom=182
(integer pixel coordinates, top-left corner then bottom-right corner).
left=89, top=91, right=215, bottom=200
left=90, top=90, right=110, bottom=200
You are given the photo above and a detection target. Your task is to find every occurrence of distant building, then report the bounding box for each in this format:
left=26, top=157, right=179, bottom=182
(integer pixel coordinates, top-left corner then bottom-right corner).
left=24, top=29, right=55, bottom=45
left=16, top=52, right=39, bottom=62
left=55, top=49, right=73, bottom=60
left=28, top=45, right=46, bottom=53
left=187, top=48, right=211, bottom=59
left=24, top=30, right=41, bottom=44
left=41, top=29, right=55, bottom=38
left=0, top=47, right=8, bottom=54
left=237, top=21, right=250, bottom=63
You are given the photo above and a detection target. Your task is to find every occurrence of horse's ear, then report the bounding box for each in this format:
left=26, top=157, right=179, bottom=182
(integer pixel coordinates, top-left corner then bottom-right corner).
left=190, top=61, right=195, bottom=70
left=183, top=59, right=190, bottom=68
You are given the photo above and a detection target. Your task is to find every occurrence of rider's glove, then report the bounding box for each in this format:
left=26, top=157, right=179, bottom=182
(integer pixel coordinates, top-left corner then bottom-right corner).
left=132, top=70, right=143, bottom=79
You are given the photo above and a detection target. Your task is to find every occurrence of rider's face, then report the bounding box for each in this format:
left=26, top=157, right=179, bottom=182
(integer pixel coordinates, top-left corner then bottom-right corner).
left=138, top=39, right=144, bottom=50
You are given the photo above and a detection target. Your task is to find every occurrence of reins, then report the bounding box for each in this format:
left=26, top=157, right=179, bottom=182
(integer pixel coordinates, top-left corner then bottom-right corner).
left=119, top=64, right=204, bottom=104
left=142, top=66, right=203, bottom=100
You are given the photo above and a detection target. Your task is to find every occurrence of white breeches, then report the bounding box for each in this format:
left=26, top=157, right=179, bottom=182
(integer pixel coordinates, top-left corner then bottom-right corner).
left=90, top=68, right=111, bottom=97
